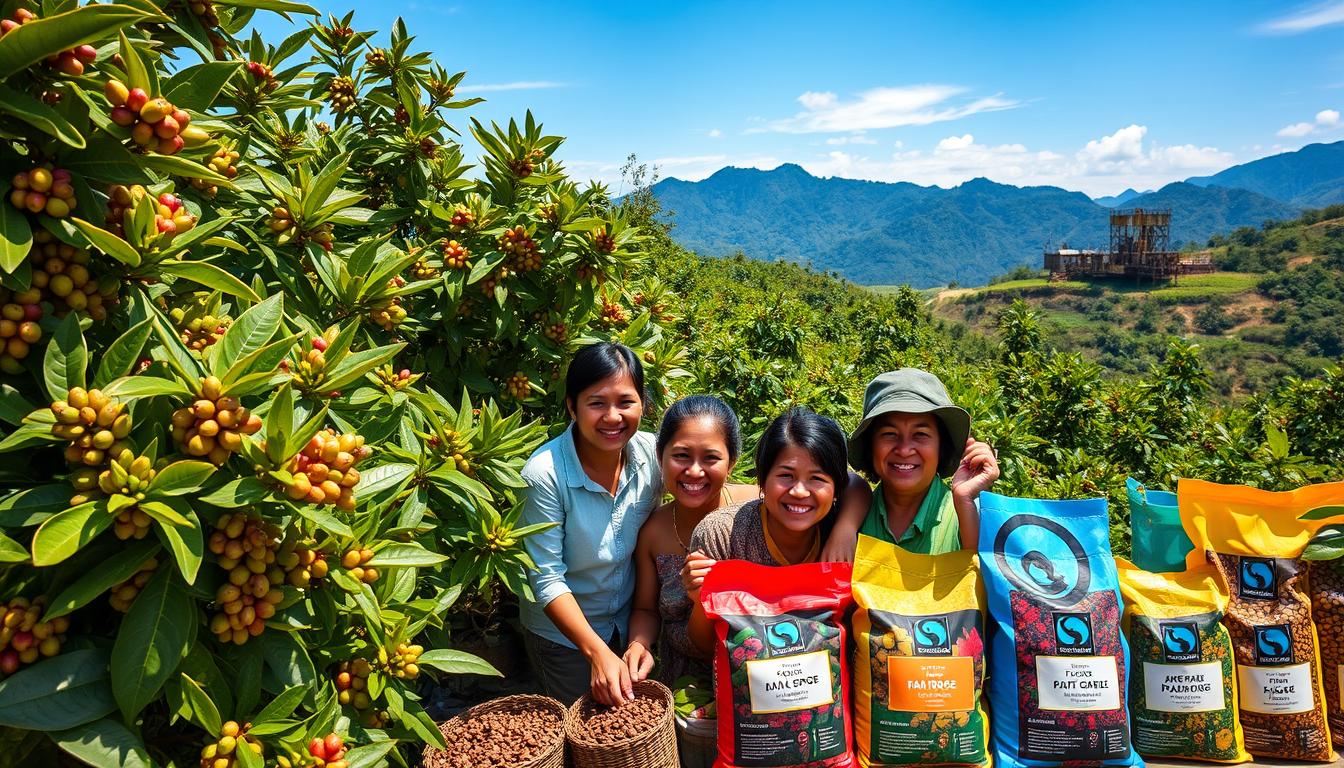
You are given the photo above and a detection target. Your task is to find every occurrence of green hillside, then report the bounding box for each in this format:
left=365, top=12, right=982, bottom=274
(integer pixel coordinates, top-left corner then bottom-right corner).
left=929, top=207, right=1344, bottom=394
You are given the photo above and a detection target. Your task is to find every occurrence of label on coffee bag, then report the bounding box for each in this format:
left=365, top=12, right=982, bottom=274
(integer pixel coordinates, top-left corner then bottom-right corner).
left=1238, top=663, right=1314, bottom=714
left=1142, top=661, right=1224, bottom=712
left=746, top=650, right=835, bottom=714
left=1036, top=655, right=1121, bottom=711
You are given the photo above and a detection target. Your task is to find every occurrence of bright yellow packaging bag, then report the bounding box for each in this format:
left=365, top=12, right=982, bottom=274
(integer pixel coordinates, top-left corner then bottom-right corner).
left=1178, top=478, right=1344, bottom=761
left=851, top=534, right=990, bottom=768
left=1116, top=558, right=1249, bottom=763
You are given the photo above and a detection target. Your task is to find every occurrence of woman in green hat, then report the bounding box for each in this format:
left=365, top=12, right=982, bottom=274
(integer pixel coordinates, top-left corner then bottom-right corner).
left=822, top=368, right=1000, bottom=559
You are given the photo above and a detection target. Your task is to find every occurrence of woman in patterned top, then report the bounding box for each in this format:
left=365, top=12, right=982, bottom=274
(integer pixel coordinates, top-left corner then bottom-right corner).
left=681, top=407, right=852, bottom=656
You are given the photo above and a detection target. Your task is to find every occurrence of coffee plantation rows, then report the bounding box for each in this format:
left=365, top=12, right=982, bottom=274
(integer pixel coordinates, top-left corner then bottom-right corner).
left=0, top=2, right=689, bottom=765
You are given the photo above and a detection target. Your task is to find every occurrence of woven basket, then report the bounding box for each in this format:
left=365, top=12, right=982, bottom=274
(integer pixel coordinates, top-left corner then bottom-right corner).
left=564, top=679, right=678, bottom=768
left=422, top=694, right=566, bottom=768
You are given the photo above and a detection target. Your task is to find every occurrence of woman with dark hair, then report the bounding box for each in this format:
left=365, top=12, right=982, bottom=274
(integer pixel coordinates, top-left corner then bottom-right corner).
left=821, top=368, right=1000, bottom=560
left=623, top=395, right=754, bottom=689
left=518, top=342, right=662, bottom=706
left=681, top=407, right=852, bottom=657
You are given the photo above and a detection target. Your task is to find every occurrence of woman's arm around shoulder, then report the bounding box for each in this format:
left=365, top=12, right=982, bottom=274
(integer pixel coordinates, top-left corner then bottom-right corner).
left=820, top=472, right=873, bottom=563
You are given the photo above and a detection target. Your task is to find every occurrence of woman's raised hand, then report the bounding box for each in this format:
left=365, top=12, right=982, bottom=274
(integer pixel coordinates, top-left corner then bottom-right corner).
left=950, top=438, right=1000, bottom=502
left=681, top=549, right=715, bottom=603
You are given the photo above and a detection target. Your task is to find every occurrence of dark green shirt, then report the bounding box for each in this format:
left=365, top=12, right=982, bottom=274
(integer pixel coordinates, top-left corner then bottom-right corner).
left=856, top=478, right=962, bottom=554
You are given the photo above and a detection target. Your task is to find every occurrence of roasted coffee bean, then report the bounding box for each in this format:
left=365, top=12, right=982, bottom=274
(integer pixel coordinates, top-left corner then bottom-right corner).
left=428, top=704, right=563, bottom=768
left=572, top=694, right=666, bottom=745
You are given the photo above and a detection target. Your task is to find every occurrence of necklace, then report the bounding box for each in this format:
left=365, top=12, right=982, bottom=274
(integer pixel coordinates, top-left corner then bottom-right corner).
left=671, top=504, right=690, bottom=553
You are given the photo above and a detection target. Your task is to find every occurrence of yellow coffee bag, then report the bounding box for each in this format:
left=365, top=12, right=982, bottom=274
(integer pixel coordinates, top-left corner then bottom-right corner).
left=851, top=534, right=989, bottom=768
left=1116, top=558, right=1249, bottom=763
left=1179, top=478, right=1344, bottom=761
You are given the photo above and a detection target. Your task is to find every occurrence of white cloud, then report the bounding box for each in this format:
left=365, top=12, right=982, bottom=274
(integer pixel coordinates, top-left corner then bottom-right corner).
left=1260, top=1, right=1344, bottom=33
left=1078, top=124, right=1146, bottom=163
left=456, top=81, right=565, bottom=94
left=794, top=126, right=1232, bottom=196
left=759, top=84, right=1018, bottom=134
left=936, top=134, right=976, bottom=151
left=1278, top=121, right=1316, bottom=137
left=824, top=133, right=877, bottom=145
left=707, top=128, right=723, bottom=138
left=1276, top=108, right=1341, bottom=136
left=798, top=91, right=838, bottom=110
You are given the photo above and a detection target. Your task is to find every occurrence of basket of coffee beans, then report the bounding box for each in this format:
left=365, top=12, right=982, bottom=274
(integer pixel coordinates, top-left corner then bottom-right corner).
left=423, top=693, right=566, bottom=768
left=564, top=679, right=678, bottom=768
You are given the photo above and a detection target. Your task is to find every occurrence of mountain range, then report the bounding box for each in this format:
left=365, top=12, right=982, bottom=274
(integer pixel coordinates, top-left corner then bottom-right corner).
left=651, top=141, right=1344, bottom=286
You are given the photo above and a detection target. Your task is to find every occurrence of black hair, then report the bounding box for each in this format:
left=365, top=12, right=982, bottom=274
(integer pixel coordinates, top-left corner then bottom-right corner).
left=755, top=407, right=848, bottom=511
left=656, top=395, right=742, bottom=464
left=564, top=342, right=645, bottom=411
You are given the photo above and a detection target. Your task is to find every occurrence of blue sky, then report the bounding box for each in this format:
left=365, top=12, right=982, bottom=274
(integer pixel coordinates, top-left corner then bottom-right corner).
left=256, top=0, right=1344, bottom=197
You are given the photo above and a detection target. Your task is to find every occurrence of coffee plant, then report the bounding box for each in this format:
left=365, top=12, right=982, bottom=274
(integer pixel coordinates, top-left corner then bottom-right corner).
left=0, top=2, right=681, bottom=765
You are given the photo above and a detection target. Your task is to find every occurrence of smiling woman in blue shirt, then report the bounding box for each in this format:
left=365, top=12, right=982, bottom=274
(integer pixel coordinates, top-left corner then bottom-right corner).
left=518, top=342, right=663, bottom=706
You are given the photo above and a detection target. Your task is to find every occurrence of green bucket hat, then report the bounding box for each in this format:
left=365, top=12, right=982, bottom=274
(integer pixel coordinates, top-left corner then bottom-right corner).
left=848, top=368, right=971, bottom=478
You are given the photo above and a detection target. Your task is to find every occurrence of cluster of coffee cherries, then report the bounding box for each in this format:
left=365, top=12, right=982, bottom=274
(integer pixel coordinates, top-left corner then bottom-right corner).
left=379, top=641, right=422, bottom=680
left=99, top=450, right=159, bottom=540
left=504, top=373, right=531, bottom=401
left=499, top=225, right=541, bottom=272
left=282, top=430, right=371, bottom=511
left=277, top=541, right=328, bottom=588
left=1, top=10, right=97, bottom=75
left=340, top=548, right=377, bottom=585
left=184, top=0, right=219, bottom=28
left=265, top=207, right=334, bottom=251
left=108, top=558, right=158, bottom=612
left=598, top=296, right=628, bottom=328
left=0, top=288, right=41, bottom=374
left=105, top=184, right=197, bottom=240
left=170, top=376, right=263, bottom=466
left=207, top=514, right=284, bottom=645
left=334, top=659, right=388, bottom=727
left=449, top=205, right=475, bottom=230
left=542, top=319, right=568, bottom=344
left=478, top=265, right=512, bottom=295
left=105, top=80, right=208, bottom=155
left=373, top=365, right=419, bottom=393
left=368, top=277, right=406, bottom=331
left=190, top=148, right=241, bottom=197
left=440, top=239, right=469, bottom=270
left=507, top=148, right=545, bottom=179
left=283, top=335, right=332, bottom=392
left=429, top=429, right=473, bottom=474
left=591, top=225, right=617, bottom=254
left=244, top=60, right=279, bottom=93
left=51, top=387, right=131, bottom=470
left=199, top=721, right=263, bottom=768
left=9, top=166, right=77, bottom=218
left=326, top=76, right=356, bottom=113
left=0, top=598, right=68, bottom=675
left=410, top=254, right=441, bottom=280
left=171, top=306, right=231, bottom=352
left=29, top=231, right=117, bottom=320
left=276, top=734, right=349, bottom=768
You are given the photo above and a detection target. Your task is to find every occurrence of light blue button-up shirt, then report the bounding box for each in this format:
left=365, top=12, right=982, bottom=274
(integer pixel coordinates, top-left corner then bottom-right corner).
left=518, top=424, right=662, bottom=649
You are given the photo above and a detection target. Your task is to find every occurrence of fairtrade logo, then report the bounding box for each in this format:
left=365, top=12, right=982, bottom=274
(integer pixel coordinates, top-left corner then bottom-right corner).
left=1160, top=621, right=1201, bottom=662
left=915, top=619, right=948, bottom=648
left=1238, top=557, right=1278, bottom=601
left=765, top=619, right=803, bottom=653
left=1256, top=627, right=1289, bottom=658
left=1242, top=560, right=1274, bottom=590
left=1163, top=625, right=1196, bottom=654
left=1056, top=614, right=1090, bottom=646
